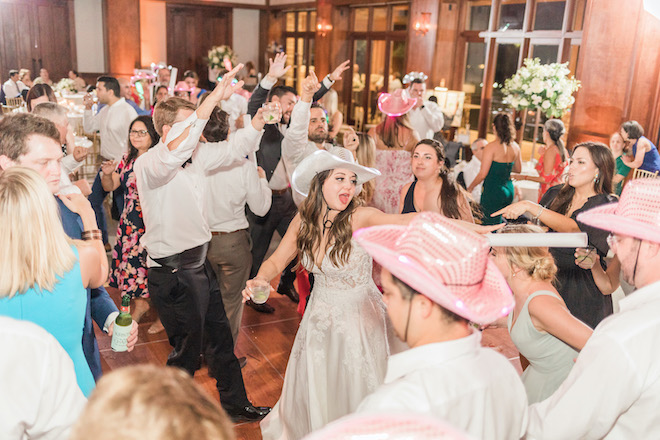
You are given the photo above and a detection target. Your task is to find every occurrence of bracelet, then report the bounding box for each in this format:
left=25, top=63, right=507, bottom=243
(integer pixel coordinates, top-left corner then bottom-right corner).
left=81, top=229, right=102, bottom=241
left=533, top=205, right=544, bottom=221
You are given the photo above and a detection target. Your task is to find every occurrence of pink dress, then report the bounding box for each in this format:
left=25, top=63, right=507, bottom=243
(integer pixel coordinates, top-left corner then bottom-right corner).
left=536, top=150, right=566, bottom=201
left=370, top=149, right=414, bottom=214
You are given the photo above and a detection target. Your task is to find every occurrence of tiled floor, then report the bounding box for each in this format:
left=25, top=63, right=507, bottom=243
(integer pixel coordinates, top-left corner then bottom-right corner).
left=99, top=282, right=521, bottom=440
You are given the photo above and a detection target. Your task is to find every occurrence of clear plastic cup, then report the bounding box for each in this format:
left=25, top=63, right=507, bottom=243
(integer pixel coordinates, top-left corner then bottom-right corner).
left=262, top=102, right=281, bottom=124
left=249, top=283, right=271, bottom=304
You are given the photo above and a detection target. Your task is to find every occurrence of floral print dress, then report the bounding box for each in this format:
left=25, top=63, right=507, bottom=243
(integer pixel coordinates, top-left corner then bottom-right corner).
left=109, top=153, right=148, bottom=298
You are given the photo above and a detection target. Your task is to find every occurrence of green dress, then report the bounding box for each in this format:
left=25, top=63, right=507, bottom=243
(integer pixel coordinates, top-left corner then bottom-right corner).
left=481, top=161, right=514, bottom=225
left=614, top=156, right=631, bottom=196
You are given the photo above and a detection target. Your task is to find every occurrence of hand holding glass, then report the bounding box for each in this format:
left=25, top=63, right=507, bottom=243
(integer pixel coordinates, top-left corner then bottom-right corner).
left=262, top=102, right=281, bottom=124
left=248, top=279, right=271, bottom=304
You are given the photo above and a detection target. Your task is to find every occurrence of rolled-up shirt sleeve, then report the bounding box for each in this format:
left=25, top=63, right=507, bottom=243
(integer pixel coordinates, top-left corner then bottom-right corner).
left=134, top=111, right=207, bottom=189
left=195, top=124, right=263, bottom=172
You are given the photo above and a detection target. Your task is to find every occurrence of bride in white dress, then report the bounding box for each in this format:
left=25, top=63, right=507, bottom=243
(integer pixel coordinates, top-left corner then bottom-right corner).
left=243, top=149, right=416, bottom=439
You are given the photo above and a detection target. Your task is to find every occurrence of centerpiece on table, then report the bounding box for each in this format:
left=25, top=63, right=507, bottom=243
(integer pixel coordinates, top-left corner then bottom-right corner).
left=54, top=78, right=77, bottom=95
left=207, top=45, right=238, bottom=84
left=502, top=57, right=581, bottom=119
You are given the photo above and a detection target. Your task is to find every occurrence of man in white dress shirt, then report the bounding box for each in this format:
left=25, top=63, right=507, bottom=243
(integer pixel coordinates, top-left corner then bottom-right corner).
left=527, top=179, right=660, bottom=439
left=134, top=67, right=270, bottom=423
left=83, top=76, right=138, bottom=246
left=2, top=69, right=21, bottom=102
left=203, top=107, right=272, bottom=347
left=454, top=138, right=487, bottom=203
left=355, top=212, right=528, bottom=440
left=0, top=316, right=86, bottom=440
left=406, top=75, right=445, bottom=140
left=282, top=72, right=346, bottom=206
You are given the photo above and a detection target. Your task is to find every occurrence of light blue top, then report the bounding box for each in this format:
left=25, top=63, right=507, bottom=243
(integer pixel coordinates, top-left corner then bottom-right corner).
left=0, top=246, right=95, bottom=396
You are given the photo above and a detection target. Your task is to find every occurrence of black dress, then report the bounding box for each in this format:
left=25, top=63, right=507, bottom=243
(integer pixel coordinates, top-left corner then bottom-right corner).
left=401, top=181, right=417, bottom=214
left=540, top=185, right=617, bottom=329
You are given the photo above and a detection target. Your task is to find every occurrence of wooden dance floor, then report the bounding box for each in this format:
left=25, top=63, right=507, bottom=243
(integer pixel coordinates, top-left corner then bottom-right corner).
left=100, top=285, right=521, bottom=440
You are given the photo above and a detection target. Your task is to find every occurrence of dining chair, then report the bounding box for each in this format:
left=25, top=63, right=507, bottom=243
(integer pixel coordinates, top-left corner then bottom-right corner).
left=631, top=168, right=659, bottom=180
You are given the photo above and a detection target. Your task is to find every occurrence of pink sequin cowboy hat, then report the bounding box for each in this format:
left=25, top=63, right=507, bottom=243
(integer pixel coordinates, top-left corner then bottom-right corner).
left=377, top=88, right=416, bottom=117
left=577, top=178, right=660, bottom=244
left=303, top=412, right=472, bottom=440
left=353, top=212, right=513, bottom=325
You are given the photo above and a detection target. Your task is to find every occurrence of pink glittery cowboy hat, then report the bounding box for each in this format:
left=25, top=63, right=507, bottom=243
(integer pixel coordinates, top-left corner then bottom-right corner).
left=377, top=88, right=416, bottom=117
left=303, top=412, right=472, bottom=440
left=577, top=178, right=660, bottom=244
left=353, top=212, right=513, bottom=325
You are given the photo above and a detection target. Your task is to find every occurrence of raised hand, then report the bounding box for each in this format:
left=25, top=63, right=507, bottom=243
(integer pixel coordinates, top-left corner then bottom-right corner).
left=266, top=52, right=291, bottom=80
left=72, top=145, right=89, bottom=163
left=300, top=71, right=320, bottom=101
left=251, top=107, right=266, bottom=131
left=329, top=60, right=351, bottom=82
left=210, top=63, right=245, bottom=102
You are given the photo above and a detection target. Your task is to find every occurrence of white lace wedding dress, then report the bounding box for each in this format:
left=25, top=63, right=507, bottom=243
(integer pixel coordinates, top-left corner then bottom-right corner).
left=260, top=239, right=390, bottom=440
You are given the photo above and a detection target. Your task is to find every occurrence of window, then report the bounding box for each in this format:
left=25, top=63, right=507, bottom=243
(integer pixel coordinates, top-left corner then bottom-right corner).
left=347, top=4, right=409, bottom=126
left=533, top=0, right=566, bottom=31
left=282, top=10, right=316, bottom=90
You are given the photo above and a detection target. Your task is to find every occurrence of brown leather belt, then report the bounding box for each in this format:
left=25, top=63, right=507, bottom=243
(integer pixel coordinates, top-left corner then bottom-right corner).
left=211, top=228, right=248, bottom=236
left=271, top=188, right=289, bottom=195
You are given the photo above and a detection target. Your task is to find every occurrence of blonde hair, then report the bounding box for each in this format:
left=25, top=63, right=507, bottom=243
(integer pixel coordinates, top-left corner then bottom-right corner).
left=0, top=167, right=75, bottom=297
left=70, top=365, right=235, bottom=440
left=355, top=133, right=376, bottom=204
left=153, top=97, right=196, bottom=136
left=499, top=224, right=557, bottom=282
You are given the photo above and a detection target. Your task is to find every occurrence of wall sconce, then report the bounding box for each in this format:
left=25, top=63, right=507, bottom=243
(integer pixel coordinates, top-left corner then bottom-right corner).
left=413, top=12, right=432, bottom=36
left=317, top=20, right=333, bottom=37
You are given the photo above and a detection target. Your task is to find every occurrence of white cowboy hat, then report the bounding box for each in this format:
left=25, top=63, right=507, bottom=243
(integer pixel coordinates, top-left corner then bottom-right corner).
left=291, top=148, right=381, bottom=198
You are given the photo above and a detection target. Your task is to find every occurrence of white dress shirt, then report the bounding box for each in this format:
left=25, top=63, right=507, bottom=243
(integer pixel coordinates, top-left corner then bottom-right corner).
left=281, top=100, right=346, bottom=206
left=358, top=331, right=528, bottom=440
left=408, top=100, right=445, bottom=140
left=2, top=79, right=20, bottom=98
left=57, top=153, right=84, bottom=195
left=83, top=97, right=138, bottom=160
left=134, top=111, right=262, bottom=261
left=453, top=156, right=482, bottom=202
left=0, top=316, right=86, bottom=440
left=527, top=280, right=660, bottom=439
left=220, top=93, right=249, bottom=133
left=254, top=75, right=336, bottom=192
left=205, top=156, right=272, bottom=233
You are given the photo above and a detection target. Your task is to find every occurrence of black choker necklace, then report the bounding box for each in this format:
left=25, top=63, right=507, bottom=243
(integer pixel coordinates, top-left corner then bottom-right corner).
left=322, top=206, right=334, bottom=230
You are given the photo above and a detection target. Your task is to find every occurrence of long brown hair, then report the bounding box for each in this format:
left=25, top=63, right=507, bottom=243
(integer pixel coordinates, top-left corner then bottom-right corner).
left=548, top=142, right=615, bottom=215
left=414, top=140, right=477, bottom=220
left=375, top=114, right=414, bottom=149
left=297, top=170, right=359, bottom=270
left=493, top=113, right=516, bottom=146
left=355, top=133, right=376, bottom=204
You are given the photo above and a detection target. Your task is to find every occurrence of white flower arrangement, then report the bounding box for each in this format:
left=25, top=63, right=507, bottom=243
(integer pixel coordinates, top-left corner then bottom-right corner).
left=206, top=45, right=237, bottom=70
left=54, top=78, right=77, bottom=94
left=502, top=58, right=581, bottom=118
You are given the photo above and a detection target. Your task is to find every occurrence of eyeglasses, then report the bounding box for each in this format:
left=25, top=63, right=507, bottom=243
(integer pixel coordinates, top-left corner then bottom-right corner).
left=129, top=130, right=149, bottom=138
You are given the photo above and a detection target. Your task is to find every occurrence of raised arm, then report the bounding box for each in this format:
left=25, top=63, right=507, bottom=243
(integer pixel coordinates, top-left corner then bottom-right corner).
left=312, top=59, right=350, bottom=102
left=528, top=294, right=593, bottom=351
left=248, top=52, right=291, bottom=117
left=100, top=160, right=120, bottom=192
left=575, top=252, right=621, bottom=295
left=245, top=165, right=272, bottom=216
left=420, top=100, right=445, bottom=134
left=281, top=73, right=320, bottom=169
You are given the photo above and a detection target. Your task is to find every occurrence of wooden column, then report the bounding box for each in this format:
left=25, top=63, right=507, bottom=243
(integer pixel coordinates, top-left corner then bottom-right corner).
left=104, top=0, right=141, bottom=76
left=315, top=0, right=332, bottom=77
left=432, top=1, right=460, bottom=88
left=567, top=0, right=660, bottom=147
left=405, top=0, right=441, bottom=77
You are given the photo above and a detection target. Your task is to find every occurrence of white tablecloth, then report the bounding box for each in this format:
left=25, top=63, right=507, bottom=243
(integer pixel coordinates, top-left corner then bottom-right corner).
left=514, top=161, right=540, bottom=202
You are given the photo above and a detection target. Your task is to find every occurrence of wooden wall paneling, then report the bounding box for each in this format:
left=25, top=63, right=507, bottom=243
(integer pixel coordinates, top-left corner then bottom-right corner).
left=258, top=9, right=270, bottom=74
left=0, top=2, right=22, bottom=75
left=432, top=1, right=460, bottom=89
left=36, top=2, right=74, bottom=80
left=104, top=0, right=141, bottom=76
left=624, top=10, right=660, bottom=140
left=166, top=5, right=197, bottom=83
left=566, top=0, right=643, bottom=148
left=405, top=0, right=440, bottom=78
left=332, top=6, right=351, bottom=117
left=314, top=0, right=332, bottom=78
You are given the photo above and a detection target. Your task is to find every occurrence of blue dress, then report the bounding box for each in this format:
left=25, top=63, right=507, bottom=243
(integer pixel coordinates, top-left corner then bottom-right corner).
left=632, top=136, right=660, bottom=173
left=0, top=246, right=95, bottom=396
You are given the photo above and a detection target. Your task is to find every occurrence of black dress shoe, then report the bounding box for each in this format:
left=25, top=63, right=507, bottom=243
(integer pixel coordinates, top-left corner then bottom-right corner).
left=277, top=282, right=300, bottom=303
left=246, top=300, right=275, bottom=314
left=224, top=404, right=272, bottom=423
